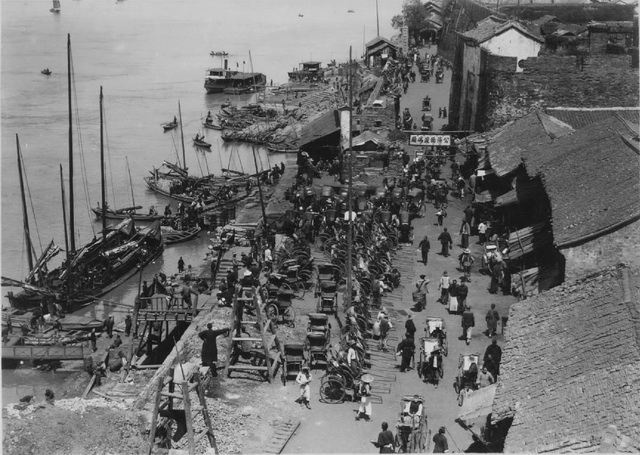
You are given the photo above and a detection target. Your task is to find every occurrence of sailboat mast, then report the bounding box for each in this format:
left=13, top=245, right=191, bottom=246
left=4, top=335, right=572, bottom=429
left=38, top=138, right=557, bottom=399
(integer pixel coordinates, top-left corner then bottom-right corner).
left=126, top=157, right=136, bottom=208
left=68, top=33, right=76, bottom=252
left=16, top=134, right=34, bottom=272
left=178, top=101, right=186, bottom=170
left=251, top=145, right=269, bottom=240
left=60, top=165, right=70, bottom=265
left=346, top=46, right=354, bottom=305
left=376, top=0, right=380, bottom=37
left=100, top=87, right=107, bottom=241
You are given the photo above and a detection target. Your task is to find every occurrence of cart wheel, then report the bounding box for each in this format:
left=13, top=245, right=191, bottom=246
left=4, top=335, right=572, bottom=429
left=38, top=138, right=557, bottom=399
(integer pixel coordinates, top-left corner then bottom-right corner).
left=278, top=283, right=294, bottom=295
left=319, top=376, right=346, bottom=404
left=453, top=379, right=460, bottom=394
left=266, top=304, right=279, bottom=322
left=458, top=391, right=464, bottom=407
left=294, top=281, right=306, bottom=299
left=284, top=306, right=296, bottom=328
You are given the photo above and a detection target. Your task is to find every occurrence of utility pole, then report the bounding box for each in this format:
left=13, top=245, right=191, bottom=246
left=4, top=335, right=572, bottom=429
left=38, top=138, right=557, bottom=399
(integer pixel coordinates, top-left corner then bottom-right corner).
left=346, top=46, right=354, bottom=307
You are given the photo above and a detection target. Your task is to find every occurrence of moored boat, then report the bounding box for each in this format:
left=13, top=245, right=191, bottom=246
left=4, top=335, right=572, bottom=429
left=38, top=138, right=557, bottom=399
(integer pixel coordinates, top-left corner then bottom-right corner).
left=204, top=64, right=266, bottom=94
left=41, top=69, right=52, bottom=75
left=203, top=122, right=223, bottom=130
left=162, top=225, right=202, bottom=245
left=162, top=119, right=178, bottom=131
left=193, top=136, right=212, bottom=148
left=210, top=51, right=229, bottom=56
left=91, top=205, right=164, bottom=221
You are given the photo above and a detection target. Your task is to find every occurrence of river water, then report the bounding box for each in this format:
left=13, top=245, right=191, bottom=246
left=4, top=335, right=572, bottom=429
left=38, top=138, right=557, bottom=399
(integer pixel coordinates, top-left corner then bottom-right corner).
left=1, top=0, right=404, bottom=403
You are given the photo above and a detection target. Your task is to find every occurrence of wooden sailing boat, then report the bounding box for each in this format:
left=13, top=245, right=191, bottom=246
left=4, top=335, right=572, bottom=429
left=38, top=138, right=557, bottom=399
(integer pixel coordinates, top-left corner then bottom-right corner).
left=50, top=0, right=61, bottom=13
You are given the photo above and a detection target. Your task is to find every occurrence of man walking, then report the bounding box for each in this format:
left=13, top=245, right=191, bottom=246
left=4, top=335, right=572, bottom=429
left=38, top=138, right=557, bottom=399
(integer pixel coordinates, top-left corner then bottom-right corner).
left=124, top=311, right=132, bottom=337
left=477, top=220, right=487, bottom=245
left=198, top=323, right=230, bottom=377
left=457, top=281, right=469, bottom=311
left=437, top=228, right=453, bottom=257
left=460, top=305, right=475, bottom=345
left=417, top=235, right=430, bottom=265
left=396, top=334, right=415, bottom=373
left=103, top=315, right=115, bottom=339
left=459, top=219, right=471, bottom=249
left=405, top=315, right=416, bottom=339
left=438, top=271, right=450, bottom=304
left=177, top=256, right=185, bottom=274
left=484, top=339, right=503, bottom=376
left=458, top=248, right=475, bottom=282
left=485, top=303, right=500, bottom=337
left=371, top=422, right=395, bottom=453
left=433, top=427, right=449, bottom=453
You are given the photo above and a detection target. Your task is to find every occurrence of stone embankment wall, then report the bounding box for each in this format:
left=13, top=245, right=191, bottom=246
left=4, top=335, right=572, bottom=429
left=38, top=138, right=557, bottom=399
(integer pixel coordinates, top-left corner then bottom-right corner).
left=485, top=54, right=639, bottom=130
left=561, top=219, right=640, bottom=282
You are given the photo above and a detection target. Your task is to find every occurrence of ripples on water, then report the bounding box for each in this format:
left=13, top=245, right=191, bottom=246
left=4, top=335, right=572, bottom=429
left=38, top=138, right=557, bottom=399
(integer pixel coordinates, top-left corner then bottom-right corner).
left=1, top=0, right=403, bottom=401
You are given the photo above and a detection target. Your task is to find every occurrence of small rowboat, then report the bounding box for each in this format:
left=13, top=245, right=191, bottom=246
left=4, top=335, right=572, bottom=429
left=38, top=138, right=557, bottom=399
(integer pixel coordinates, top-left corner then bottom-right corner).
left=41, top=69, right=52, bottom=75
left=203, top=122, right=223, bottom=130
left=162, top=225, right=202, bottom=245
left=91, top=206, right=163, bottom=221
left=193, top=137, right=212, bottom=148
left=162, top=120, right=178, bottom=131
left=267, top=146, right=299, bottom=154
left=210, top=51, right=229, bottom=56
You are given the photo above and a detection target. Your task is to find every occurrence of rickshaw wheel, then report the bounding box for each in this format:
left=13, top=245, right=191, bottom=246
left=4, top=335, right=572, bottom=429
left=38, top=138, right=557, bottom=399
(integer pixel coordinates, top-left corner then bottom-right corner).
left=458, top=391, right=464, bottom=407
left=278, top=283, right=294, bottom=295
left=319, top=375, right=346, bottom=404
left=283, top=306, right=296, bottom=327
left=453, top=378, right=460, bottom=394
left=289, top=281, right=305, bottom=299
left=266, top=304, right=279, bottom=321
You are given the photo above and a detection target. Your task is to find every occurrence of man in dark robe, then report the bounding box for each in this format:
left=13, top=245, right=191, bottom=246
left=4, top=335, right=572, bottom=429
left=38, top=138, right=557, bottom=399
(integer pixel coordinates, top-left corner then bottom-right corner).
left=484, top=339, right=502, bottom=376
left=437, top=228, right=452, bottom=257
left=405, top=315, right=416, bottom=339
left=372, top=422, right=395, bottom=453
left=198, top=323, right=230, bottom=377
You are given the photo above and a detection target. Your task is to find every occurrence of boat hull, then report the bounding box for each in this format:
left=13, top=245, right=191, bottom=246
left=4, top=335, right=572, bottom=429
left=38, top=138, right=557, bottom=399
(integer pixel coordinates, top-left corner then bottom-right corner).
left=91, top=207, right=163, bottom=221
left=163, top=226, right=202, bottom=246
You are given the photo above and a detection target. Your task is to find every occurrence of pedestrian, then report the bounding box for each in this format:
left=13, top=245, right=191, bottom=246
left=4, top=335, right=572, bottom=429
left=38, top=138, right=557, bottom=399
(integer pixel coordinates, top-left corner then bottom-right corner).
left=90, top=328, right=97, bottom=352
left=477, top=220, right=487, bottom=245
left=460, top=305, right=475, bottom=345
left=371, top=422, right=395, bottom=453
left=103, top=315, right=115, bottom=338
left=396, top=334, right=415, bottom=373
left=372, top=275, right=390, bottom=308
left=177, top=256, right=185, bottom=273
left=356, top=374, right=374, bottom=420
left=458, top=248, right=475, bottom=282
left=489, top=261, right=504, bottom=295
left=451, top=159, right=459, bottom=179
left=448, top=279, right=459, bottom=314
left=414, top=274, right=429, bottom=310
left=124, top=312, right=132, bottom=337
left=484, top=339, right=502, bottom=376
left=433, top=427, right=449, bottom=453
left=437, top=271, right=451, bottom=305
left=198, top=323, right=230, bottom=377
left=405, top=314, right=416, bottom=339
left=476, top=366, right=495, bottom=388
left=379, top=314, right=391, bottom=351
left=417, top=235, right=431, bottom=264
left=346, top=341, right=359, bottom=366
left=438, top=107, right=442, bottom=118
left=442, top=107, right=447, bottom=118
left=484, top=354, right=499, bottom=380
left=295, top=366, right=312, bottom=409
left=459, top=219, right=471, bottom=248
left=110, top=334, right=123, bottom=349
left=437, top=228, right=453, bottom=257
left=485, top=303, right=500, bottom=337
left=436, top=206, right=447, bottom=226
left=463, top=205, right=474, bottom=226
left=457, top=281, right=469, bottom=312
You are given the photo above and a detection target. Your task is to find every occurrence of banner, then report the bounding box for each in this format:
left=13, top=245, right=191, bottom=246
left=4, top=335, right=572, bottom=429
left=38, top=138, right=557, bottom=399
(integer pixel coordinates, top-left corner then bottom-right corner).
left=409, top=134, right=451, bottom=146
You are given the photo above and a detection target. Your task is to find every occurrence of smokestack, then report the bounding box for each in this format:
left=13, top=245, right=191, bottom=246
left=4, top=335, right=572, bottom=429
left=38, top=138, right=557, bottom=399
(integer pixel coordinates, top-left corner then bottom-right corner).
left=224, top=59, right=228, bottom=70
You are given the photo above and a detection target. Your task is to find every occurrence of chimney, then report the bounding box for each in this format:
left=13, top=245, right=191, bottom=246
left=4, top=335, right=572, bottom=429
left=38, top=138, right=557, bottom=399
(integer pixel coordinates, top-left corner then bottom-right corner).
left=224, top=59, right=228, bottom=70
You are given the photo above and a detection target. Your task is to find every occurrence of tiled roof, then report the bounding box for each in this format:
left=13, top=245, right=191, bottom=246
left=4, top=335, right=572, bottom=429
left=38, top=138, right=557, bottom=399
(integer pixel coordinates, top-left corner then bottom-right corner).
left=487, top=111, right=574, bottom=177
left=544, top=107, right=640, bottom=130
left=297, top=110, right=340, bottom=148
left=588, top=21, right=635, bottom=33
left=524, top=116, right=640, bottom=247
left=365, top=36, right=397, bottom=49
left=492, top=265, right=640, bottom=453
left=532, top=15, right=562, bottom=26
left=462, top=17, right=543, bottom=45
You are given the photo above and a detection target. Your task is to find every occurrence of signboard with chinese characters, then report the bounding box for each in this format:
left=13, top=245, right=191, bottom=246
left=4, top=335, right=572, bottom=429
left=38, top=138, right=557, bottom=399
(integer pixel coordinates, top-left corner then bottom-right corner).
left=409, top=134, right=451, bottom=146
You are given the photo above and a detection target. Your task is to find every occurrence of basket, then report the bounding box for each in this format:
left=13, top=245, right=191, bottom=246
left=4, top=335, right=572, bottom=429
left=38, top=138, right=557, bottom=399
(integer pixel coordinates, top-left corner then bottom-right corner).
left=412, top=291, right=426, bottom=304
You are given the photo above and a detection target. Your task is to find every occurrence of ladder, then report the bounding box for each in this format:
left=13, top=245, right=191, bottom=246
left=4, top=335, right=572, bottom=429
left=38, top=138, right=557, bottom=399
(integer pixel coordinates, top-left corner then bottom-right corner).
left=223, top=285, right=283, bottom=382
left=147, top=367, right=218, bottom=455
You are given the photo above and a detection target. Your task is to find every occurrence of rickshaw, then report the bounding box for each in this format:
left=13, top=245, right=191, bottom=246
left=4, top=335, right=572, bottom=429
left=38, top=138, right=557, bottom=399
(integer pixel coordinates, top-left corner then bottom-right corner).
left=395, top=395, right=428, bottom=453
left=378, top=210, right=391, bottom=225
left=373, top=187, right=388, bottom=203
left=306, top=330, right=330, bottom=370
left=425, top=317, right=448, bottom=356
left=422, top=96, right=431, bottom=111
left=316, top=261, right=338, bottom=282
left=321, top=185, right=334, bottom=200
left=265, top=291, right=296, bottom=327
left=391, top=187, right=405, bottom=206
left=481, top=244, right=501, bottom=275
left=407, top=188, right=425, bottom=219
left=307, top=312, right=330, bottom=336
left=435, top=69, right=444, bottom=84
left=421, top=114, right=433, bottom=131
left=282, top=342, right=306, bottom=384
left=454, top=353, right=481, bottom=406
left=399, top=210, right=413, bottom=244
left=316, top=281, right=338, bottom=315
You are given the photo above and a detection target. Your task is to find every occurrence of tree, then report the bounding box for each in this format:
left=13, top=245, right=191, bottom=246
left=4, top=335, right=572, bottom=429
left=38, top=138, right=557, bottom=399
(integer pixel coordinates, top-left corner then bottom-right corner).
left=391, top=0, right=428, bottom=43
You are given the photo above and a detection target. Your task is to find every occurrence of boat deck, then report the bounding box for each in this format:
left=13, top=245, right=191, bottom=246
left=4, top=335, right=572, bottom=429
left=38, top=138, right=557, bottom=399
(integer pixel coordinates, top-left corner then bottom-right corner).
left=3, top=344, right=86, bottom=360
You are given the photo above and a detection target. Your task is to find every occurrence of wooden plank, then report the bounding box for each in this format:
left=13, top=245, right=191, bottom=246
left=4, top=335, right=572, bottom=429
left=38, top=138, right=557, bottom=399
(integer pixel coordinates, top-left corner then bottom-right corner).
left=82, top=374, right=97, bottom=399
left=227, top=365, right=268, bottom=371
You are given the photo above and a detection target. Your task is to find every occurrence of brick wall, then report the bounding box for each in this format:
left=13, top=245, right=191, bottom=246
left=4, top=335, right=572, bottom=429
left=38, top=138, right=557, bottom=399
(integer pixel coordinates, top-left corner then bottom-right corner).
left=484, top=54, right=639, bottom=130
left=561, top=219, right=640, bottom=282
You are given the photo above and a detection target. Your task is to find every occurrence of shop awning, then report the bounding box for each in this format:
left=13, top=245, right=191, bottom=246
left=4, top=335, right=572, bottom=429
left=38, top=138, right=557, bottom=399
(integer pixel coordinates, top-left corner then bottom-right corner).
left=458, top=384, right=498, bottom=422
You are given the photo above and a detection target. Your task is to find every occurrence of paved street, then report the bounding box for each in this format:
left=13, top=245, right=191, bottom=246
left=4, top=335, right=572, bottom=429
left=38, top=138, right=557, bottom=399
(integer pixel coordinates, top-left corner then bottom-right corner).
left=284, top=46, right=517, bottom=453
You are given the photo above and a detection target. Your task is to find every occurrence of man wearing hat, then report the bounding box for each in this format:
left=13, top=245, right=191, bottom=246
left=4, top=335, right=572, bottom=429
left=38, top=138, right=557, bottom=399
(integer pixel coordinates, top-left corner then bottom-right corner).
left=414, top=275, right=429, bottom=311
left=356, top=374, right=373, bottom=421
left=295, top=366, right=312, bottom=409
left=458, top=248, right=475, bottom=282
